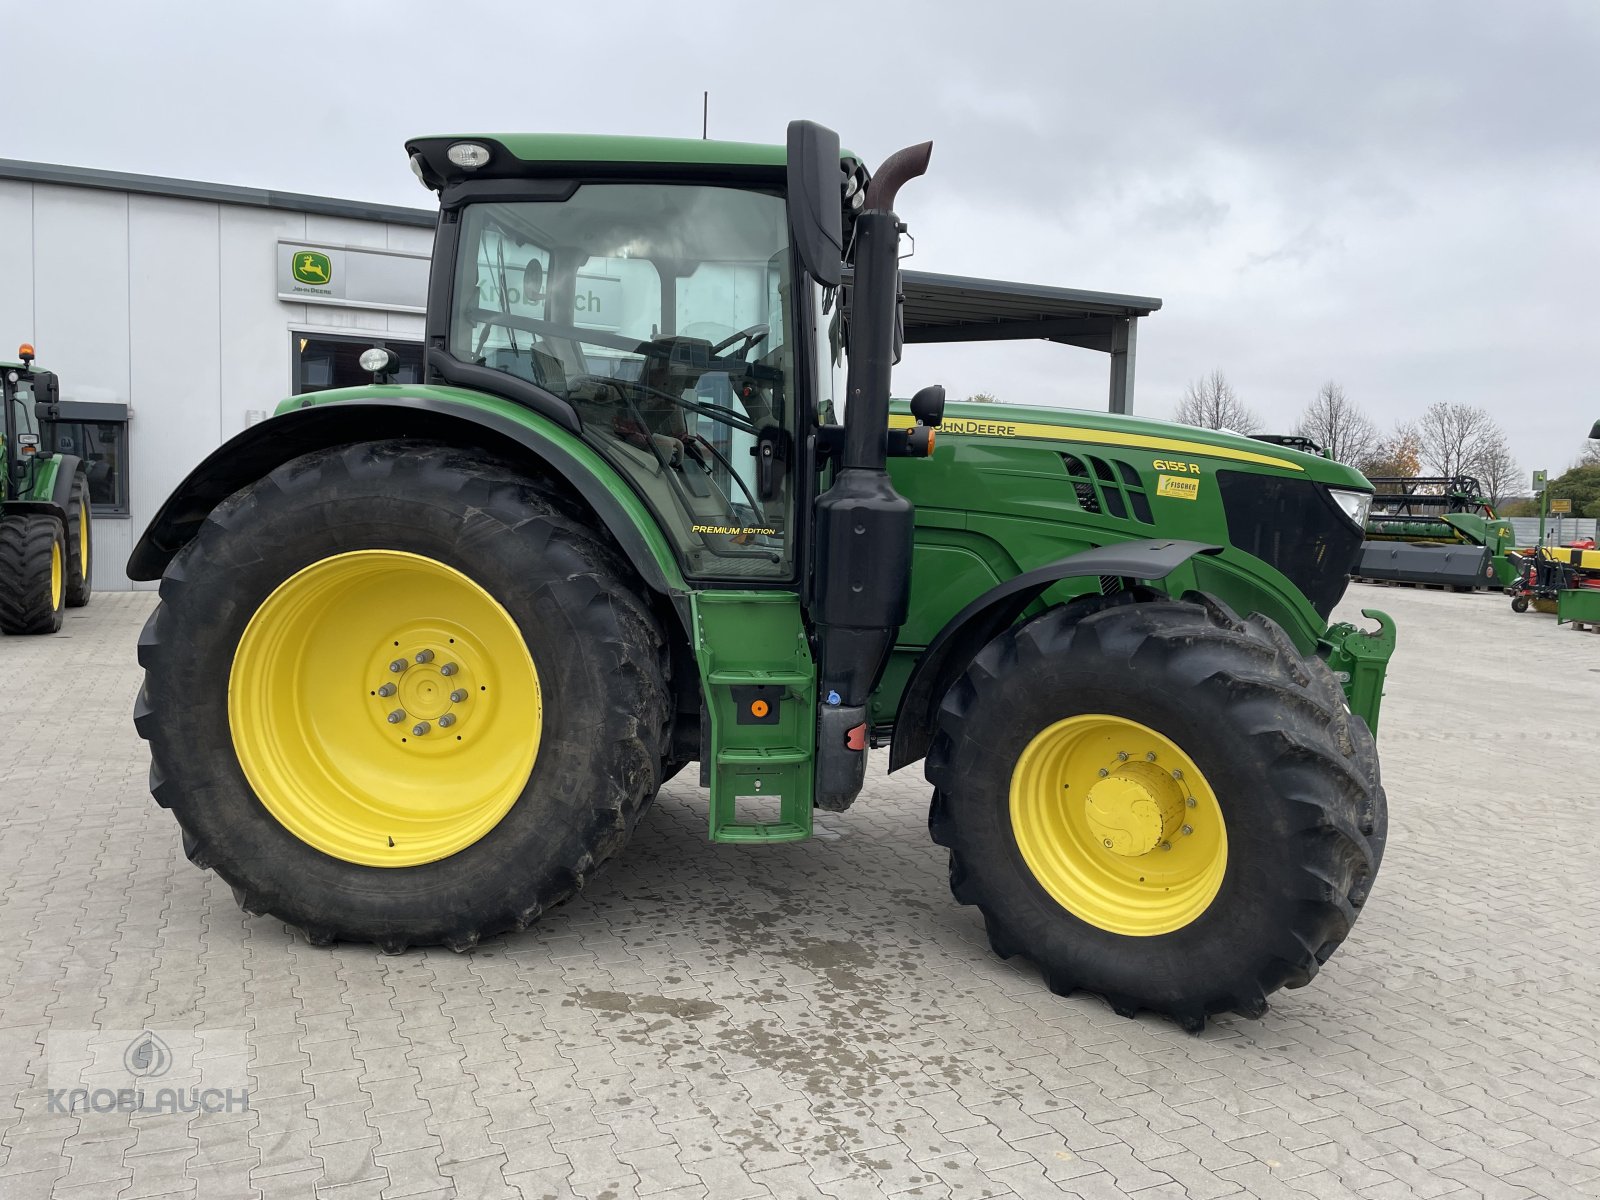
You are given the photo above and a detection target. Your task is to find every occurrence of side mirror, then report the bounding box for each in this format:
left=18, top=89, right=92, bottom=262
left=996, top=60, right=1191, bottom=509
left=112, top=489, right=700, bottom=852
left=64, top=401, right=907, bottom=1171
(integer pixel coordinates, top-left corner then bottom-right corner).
left=30, top=370, right=60, bottom=409
left=786, top=120, right=843, bottom=287
left=910, top=384, right=946, bottom=428
left=523, top=259, right=545, bottom=301
left=1590, top=420, right=1600, bottom=440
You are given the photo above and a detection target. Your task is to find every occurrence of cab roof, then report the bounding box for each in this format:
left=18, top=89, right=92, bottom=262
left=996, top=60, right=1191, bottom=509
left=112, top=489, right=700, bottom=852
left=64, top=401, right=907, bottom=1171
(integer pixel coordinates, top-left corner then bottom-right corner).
left=440, top=133, right=791, bottom=170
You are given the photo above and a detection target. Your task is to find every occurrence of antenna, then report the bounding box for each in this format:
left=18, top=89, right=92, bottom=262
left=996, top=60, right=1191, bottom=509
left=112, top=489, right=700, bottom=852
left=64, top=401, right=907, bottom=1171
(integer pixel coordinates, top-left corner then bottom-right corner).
left=702, top=91, right=708, bottom=140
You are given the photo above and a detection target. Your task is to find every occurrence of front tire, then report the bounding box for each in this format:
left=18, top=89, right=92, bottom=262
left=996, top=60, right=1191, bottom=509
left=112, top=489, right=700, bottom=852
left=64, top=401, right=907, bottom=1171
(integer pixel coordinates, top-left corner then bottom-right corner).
left=926, top=595, right=1384, bottom=1029
left=135, top=441, right=670, bottom=951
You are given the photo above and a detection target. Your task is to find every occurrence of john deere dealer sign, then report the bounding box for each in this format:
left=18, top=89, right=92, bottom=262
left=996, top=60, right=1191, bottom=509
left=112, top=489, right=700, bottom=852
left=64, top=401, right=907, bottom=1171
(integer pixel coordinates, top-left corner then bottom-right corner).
left=276, top=242, right=430, bottom=313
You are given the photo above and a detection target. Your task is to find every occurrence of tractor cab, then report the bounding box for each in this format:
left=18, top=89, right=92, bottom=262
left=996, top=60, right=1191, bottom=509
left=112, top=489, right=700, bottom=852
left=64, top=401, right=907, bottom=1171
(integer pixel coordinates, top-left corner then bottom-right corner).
left=405, top=133, right=876, bottom=584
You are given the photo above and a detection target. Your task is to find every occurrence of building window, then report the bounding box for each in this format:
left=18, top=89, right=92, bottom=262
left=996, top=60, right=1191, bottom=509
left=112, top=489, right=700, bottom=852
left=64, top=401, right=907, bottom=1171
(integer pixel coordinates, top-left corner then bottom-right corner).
left=292, top=333, right=424, bottom=395
left=44, top=403, right=131, bottom=517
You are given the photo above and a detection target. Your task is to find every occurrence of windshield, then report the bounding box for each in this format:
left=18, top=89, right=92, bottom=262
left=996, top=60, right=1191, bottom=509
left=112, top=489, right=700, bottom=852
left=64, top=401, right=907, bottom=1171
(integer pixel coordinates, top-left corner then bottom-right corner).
left=451, top=184, right=797, bottom=579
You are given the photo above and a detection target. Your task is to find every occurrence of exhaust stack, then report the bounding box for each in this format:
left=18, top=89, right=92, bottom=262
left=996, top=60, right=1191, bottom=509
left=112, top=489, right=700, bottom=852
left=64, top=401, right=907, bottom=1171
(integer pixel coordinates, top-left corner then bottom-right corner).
left=811, top=140, right=933, bottom=811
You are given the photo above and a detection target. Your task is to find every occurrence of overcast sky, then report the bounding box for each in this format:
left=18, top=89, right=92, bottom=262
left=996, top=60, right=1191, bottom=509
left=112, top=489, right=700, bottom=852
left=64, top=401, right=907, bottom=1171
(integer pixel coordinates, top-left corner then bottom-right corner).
left=7, top=0, right=1599, bottom=476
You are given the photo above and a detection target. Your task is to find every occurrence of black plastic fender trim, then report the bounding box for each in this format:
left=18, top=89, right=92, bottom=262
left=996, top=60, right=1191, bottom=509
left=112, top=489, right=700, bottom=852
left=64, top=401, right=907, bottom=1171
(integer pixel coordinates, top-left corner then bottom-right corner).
left=886, top=539, right=1223, bottom=772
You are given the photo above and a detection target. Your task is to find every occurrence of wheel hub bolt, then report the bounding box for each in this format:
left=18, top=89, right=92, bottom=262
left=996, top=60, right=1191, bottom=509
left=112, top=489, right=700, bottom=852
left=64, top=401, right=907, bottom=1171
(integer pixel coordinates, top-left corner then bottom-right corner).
left=1145, top=752, right=1157, bottom=762
left=412, top=722, right=430, bottom=736
left=438, top=714, right=456, bottom=728
left=377, top=683, right=397, bottom=698
left=1159, top=841, right=1172, bottom=851
left=386, top=710, right=406, bottom=724
left=1116, top=751, right=1129, bottom=762
left=1102, top=838, right=1114, bottom=848
left=389, top=659, right=408, bottom=673
left=1186, top=797, right=1197, bottom=808
left=1098, top=768, right=1109, bottom=778
left=440, top=662, right=458, bottom=677
left=450, top=689, right=468, bottom=704
left=1172, top=769, right=1184, bottom=780
left=1181, top=824, right=1193, bottom=836
left=415, top=649, right=435, bottom=664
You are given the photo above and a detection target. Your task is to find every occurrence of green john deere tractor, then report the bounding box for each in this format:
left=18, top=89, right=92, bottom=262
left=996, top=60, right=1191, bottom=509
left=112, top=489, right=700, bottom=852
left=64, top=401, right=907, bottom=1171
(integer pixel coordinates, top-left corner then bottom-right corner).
left=2, top=345, right=93, bottom=634
left=130, top=123, right=1394, bottom=1027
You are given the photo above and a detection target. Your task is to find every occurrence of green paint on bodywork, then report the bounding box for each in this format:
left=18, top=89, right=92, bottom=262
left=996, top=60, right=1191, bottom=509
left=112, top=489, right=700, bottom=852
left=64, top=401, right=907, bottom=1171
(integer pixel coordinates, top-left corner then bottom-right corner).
left=905, top=398, right=1370, bottom=486
left=23, top=453, right=64, bottom=506
left=275, top=383, right=687, bottom=592
left=691, top=591, right=816, bottom=843
left=882, top=399, right=1392, bottom=734
left=416, top=132, right=858, bottom=179
left=1320, top=610, right=1396, bottom=734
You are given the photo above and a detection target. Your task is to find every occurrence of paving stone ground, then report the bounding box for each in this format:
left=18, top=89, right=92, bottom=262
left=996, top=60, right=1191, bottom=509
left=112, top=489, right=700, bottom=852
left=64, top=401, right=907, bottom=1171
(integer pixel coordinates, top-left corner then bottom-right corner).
left=2, top=582, right=1598, bottom=1199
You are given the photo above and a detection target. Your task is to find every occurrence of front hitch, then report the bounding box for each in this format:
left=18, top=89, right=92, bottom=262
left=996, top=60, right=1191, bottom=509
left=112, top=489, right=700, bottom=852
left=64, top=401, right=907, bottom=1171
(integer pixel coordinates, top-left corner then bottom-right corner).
left=1319, top=609, right=1397, bottom=736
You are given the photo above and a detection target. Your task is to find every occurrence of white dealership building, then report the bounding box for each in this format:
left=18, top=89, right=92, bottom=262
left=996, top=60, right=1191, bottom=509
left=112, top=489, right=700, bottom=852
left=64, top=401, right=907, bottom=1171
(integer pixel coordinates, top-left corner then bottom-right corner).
left=0, top=159, right=439, bottom=588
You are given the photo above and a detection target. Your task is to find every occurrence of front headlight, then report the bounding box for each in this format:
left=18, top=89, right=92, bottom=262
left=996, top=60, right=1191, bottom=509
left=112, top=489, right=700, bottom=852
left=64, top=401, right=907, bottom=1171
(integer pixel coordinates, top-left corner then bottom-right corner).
left=1328, top=488, right=1372, bottom=530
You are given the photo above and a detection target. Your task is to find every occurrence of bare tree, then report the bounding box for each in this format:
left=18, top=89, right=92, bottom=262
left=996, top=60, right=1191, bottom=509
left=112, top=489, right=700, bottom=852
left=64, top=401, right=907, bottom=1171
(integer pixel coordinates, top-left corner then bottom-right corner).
left=1580, top=438, right=1600, bottom=467
left=1468, top=427, right=1519, bottom=505
left=965, top=392, right=999, bottom=404
left=1359, top=422, right=1421, bottom=480
left=1295, top=380, right=1378, bottom=466
left=1415, top=402, right=1497, bottom=480
left=1173, top=370, right=1259, bottom=433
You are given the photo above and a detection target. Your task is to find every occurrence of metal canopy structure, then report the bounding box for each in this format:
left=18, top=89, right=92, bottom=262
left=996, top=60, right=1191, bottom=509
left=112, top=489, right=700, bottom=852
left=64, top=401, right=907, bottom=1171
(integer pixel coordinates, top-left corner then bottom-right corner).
left=896, top=270, right=1162, bottom=415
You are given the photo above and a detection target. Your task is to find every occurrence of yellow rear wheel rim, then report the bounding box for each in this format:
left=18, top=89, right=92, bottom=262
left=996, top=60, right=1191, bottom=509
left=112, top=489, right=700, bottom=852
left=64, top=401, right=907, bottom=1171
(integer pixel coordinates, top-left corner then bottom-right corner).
left=50, top=539, right=63, bottom=609
left=1010, top=714, right=1227, bottom=936
left=78, top=500, right=90, bottom=569
left=229, top=550, right=541, bottom=867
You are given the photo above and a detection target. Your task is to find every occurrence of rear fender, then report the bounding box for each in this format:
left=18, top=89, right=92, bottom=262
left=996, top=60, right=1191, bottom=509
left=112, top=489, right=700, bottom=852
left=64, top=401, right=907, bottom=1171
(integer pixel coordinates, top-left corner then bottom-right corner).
left=125, top=397, right=684, bottom=599
left=887, top=539, right=1222, bottom=772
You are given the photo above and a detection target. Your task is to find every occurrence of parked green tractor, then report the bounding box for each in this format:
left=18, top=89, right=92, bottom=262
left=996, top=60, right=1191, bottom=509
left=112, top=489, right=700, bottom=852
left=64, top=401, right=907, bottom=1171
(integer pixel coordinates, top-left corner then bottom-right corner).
left=2, top=345, right=93, bottom=634
left=130, top=123, right=1394, bottom=1027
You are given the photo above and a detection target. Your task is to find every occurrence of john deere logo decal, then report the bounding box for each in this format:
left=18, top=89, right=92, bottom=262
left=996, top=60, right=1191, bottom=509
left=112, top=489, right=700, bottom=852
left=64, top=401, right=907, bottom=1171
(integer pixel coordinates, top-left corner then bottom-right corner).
left=292, top=251, right=332, bottom=287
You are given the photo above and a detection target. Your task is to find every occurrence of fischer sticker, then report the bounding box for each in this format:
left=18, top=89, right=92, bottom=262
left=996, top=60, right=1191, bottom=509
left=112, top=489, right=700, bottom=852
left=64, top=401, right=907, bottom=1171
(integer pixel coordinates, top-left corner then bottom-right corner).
left=1156, top=474, right=1200, bottom=500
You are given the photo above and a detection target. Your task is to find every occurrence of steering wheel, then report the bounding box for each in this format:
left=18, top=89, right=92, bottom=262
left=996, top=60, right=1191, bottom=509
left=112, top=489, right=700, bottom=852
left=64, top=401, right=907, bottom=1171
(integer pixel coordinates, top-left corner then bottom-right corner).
left=711, top=324, right=769, bottom=359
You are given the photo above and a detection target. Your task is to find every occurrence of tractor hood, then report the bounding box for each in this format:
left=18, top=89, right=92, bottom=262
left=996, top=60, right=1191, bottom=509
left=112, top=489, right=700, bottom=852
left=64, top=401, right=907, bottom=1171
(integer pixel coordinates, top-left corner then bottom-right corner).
left=889, top=398, right=1375, bottom=634
left=891, top=399, right=1371, bottom=491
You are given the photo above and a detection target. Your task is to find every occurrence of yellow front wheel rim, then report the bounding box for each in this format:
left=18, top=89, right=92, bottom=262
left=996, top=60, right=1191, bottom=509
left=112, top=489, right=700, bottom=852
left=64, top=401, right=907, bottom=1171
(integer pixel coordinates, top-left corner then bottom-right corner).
left=78, top=500, right=90, bottom=569
left=1010, top=714, right=1227, bottom=936
left=50, top=539, right=63, bottom=609
left=229, top=550, right=541, bottom=867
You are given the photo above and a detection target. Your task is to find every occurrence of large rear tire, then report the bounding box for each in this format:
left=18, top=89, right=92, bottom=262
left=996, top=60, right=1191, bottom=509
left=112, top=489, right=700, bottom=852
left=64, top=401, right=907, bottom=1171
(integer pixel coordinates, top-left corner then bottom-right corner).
left=65, top=470, right=93, bottom=608
left=0, top=513, right=66, bottom=635
left=135, top=440, right=670, bottom=951
left=926, top=595, right=1385, bottom=1029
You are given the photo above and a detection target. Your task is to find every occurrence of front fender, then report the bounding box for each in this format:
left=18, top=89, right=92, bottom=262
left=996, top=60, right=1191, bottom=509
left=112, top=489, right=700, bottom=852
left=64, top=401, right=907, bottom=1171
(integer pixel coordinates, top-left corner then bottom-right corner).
left=3, top=452, right=80, bottom=522
left=887, top=539, right=1222, bottom=772
left=126, top=394, right=685, bottom=596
